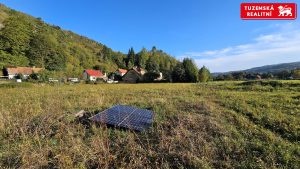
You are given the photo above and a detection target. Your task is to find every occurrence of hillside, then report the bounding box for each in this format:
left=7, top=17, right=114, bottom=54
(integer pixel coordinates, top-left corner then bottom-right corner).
left=213, top=61, right=300, bottom=76
left=244, top=61, right=300, bottom=73
left=0, top=4, right=177, bottom=77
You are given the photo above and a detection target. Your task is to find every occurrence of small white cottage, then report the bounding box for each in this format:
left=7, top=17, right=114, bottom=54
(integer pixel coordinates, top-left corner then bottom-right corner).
left=83, top=69, right=106, bottom=81
left=4, top=67, right=43, bottom=79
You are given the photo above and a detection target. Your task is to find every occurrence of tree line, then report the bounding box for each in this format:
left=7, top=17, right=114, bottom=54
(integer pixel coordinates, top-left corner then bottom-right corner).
left=170, top=58, right=211, bottom=83
left=214, top=69, right=300, bottom=81
left=102, top=47, right=212, bottom=83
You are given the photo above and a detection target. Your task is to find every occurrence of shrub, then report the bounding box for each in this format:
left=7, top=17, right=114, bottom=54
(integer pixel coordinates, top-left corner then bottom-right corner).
left=143, top=72, right=160, bottom=82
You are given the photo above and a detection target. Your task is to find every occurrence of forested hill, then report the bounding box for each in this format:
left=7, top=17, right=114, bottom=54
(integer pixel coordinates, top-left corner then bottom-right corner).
left=243, top=62, right=300, bottom=73
left=213, top=61, right=300, bottom=76
left=0, top=4, right=178, bottom=77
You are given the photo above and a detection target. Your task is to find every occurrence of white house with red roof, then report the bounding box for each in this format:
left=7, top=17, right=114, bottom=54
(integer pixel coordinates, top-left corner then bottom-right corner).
left=83, top=69, right=106, bottom=81
left=4, top=67, right=43, bottom=79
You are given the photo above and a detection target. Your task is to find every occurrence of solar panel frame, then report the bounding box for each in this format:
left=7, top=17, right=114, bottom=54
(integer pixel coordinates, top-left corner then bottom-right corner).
left=89, top=105, right=154, bottom=131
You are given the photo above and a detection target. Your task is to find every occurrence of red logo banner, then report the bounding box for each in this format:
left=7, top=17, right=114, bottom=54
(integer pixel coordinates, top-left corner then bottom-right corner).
left=241, top=3, right=297, bottom=20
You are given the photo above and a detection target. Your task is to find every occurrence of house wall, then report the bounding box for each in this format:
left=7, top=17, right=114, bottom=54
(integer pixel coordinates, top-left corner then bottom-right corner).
left=23, top=74, right=30, bottom=79
left=83, top=72, right=89, bottom=81
left=8, top=74, right=15, bottom=79
left=89, top=76, right=96, bottom=81
left=123, top=70, right=142, bottom=83
left=155, top=73, right=163, bottom=81
left=7, top=74, right=31, bottom=79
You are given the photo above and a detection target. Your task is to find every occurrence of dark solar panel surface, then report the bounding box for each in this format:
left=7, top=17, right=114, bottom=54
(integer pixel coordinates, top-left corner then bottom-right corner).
left=89, top=105, right=154, bottom=131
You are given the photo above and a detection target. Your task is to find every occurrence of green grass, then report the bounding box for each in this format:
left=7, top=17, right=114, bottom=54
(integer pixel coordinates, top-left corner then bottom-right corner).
left=0, top=81, right=299, bottom=168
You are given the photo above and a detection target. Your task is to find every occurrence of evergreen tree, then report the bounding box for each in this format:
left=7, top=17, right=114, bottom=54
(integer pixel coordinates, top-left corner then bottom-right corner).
left=198, top=66, right=211, bottom=82
left=171, top=63, right=187, bottom=82
left=136, top=48, right=149, bottom=68
left=127, top=62, right=134, bottom=70
left=126, top=47, right=135, bottom=68
left=151, top=46, right=157, bottom=53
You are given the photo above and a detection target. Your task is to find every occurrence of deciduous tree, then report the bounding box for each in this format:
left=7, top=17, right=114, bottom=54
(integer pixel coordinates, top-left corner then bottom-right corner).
left=182, top=58, right=198, bottom=82
left=198, top=66, right=211, bottom=82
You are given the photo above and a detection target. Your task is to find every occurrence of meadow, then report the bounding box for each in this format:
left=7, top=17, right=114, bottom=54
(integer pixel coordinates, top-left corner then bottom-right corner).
left=0, top=81, right=299, bottom=168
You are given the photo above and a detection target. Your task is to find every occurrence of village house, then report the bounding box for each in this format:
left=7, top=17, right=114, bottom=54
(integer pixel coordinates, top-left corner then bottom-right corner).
left=154, top=72, right=163, bottom=81
left=3, top=67, right=43, bottom=79
left=115, top=68, right=128, bottom=77
left=83, top=69, right=107, bottom=81
left=122, top=67, right=146, bottom=83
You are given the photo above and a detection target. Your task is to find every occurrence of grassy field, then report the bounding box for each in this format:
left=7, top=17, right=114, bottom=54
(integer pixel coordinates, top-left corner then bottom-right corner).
left=0, top=81, right=299, bottom=168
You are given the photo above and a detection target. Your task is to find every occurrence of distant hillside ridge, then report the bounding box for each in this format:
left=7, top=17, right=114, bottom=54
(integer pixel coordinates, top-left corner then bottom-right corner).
left=243, top=61, right=300, bottom=73
left=213, top=61, right=300, bottom=76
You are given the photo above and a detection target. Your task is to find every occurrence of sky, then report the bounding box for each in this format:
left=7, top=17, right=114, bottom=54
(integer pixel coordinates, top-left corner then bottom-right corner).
left=0, top=0, right=299, bottom=72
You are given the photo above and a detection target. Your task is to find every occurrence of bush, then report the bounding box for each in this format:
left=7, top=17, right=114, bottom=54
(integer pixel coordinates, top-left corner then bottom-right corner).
left=241, top=80, right=285, bottom=88
left=143, top=72, right=160, bottom=82
left=29, top=73, right=39, bottom=81
left=15, top=73, right=24, bottom=80
left=198, top=66, right=211, bottom=82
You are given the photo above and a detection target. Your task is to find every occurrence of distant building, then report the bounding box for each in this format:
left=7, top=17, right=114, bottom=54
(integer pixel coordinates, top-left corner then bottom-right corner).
left=123, top=67, right=146, bottom=83
left=154, top=72, right=163, bottom=81
left=48, top=78, right=59, bottom=83
left=256, top=75, right=262, bottom=80
left=4, top=67, right=43, bottom=79
left=83, top=69, right=106, bottom=81
left=67, top=78, right=79, bottom=83
left=115, top=69, right=128, bottom=77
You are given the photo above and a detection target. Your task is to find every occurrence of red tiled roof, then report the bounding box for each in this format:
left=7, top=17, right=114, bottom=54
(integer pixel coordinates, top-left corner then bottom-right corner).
left=85, top=69, right=103, bottom=77
left=6, top=67, right=43, bottom=75
left=118, top=69, right=128, bottom=74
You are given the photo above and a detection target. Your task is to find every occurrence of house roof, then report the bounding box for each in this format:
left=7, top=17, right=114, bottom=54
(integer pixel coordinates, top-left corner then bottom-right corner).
left=6, top=67, right=43, bottom=75
left=133, top=67, right=145, bottom=75
left=85, top=69, right=103, bottom=77
left=117, top=69, right=128, bottom=74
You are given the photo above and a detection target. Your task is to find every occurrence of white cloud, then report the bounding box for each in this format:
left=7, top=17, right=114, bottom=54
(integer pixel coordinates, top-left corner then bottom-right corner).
left=179, top=22, right=300, bottom=72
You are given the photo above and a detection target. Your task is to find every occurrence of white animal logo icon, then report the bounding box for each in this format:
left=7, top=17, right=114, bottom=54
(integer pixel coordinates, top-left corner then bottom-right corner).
left=278, top=6, right=293, bottom=16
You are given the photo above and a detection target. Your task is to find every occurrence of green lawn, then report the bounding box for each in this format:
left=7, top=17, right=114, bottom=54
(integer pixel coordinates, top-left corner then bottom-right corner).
left=0, top=81, right=299, bottom=168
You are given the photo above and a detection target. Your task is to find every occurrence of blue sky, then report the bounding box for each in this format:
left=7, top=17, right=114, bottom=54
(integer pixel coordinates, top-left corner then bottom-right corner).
left=1, top=0, right=299, bottom=72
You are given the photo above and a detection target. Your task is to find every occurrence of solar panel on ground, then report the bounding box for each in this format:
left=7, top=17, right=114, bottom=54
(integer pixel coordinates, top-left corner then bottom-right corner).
left=89, top=105, right=154, bottom=131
